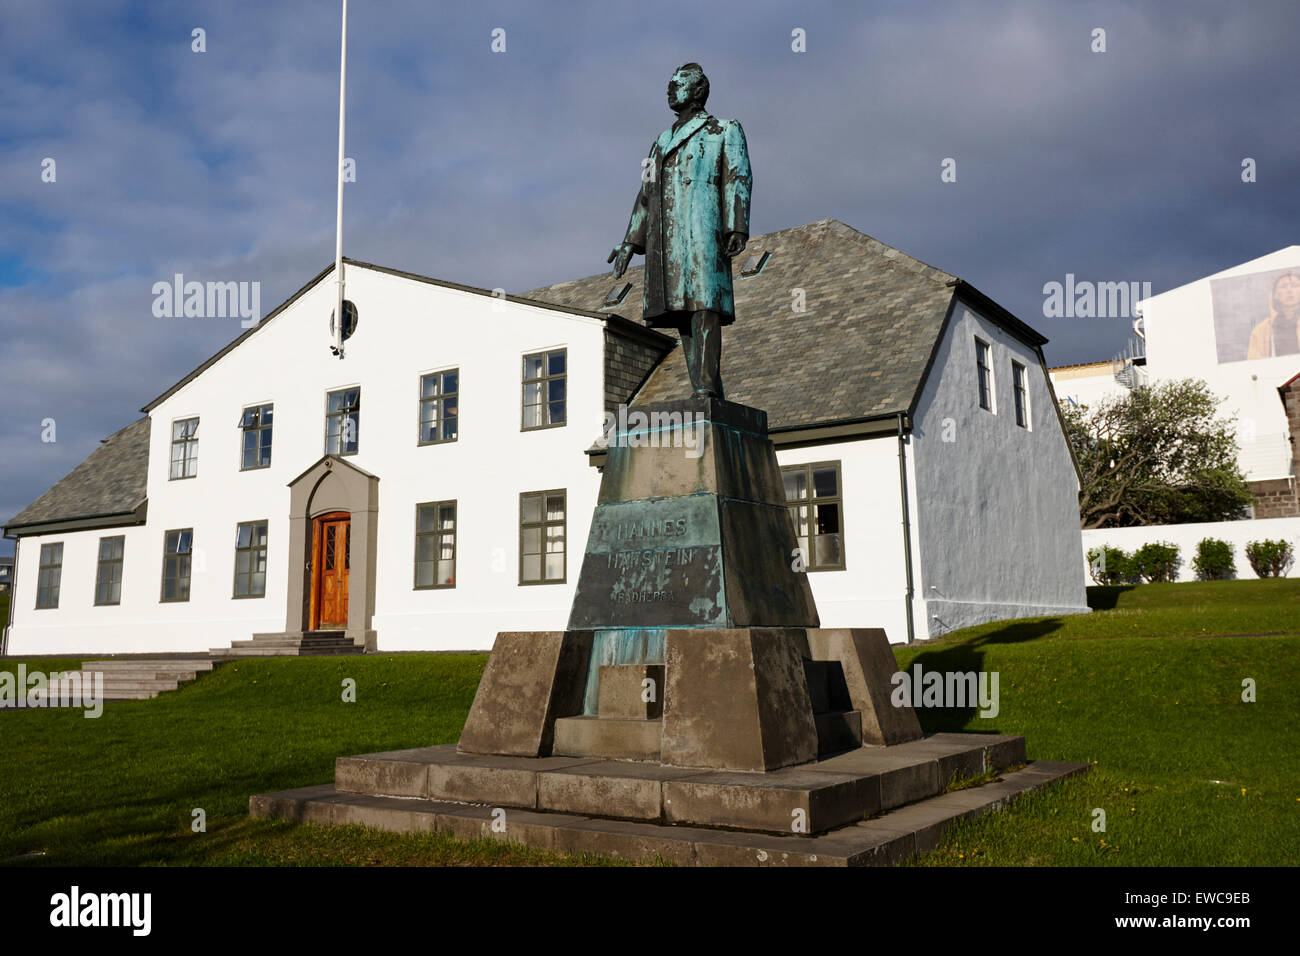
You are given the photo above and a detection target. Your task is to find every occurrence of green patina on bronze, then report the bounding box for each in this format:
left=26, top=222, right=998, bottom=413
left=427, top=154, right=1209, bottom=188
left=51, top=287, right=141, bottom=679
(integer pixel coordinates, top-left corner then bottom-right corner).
left=567, top=397, right=817, bottom=634
left=608, top=63, right=752, bottom=398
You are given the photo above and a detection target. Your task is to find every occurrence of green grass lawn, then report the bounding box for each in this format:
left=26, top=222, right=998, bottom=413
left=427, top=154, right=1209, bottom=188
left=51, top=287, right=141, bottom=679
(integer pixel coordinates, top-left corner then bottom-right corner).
left=2, top=579, right=1297, bottom=866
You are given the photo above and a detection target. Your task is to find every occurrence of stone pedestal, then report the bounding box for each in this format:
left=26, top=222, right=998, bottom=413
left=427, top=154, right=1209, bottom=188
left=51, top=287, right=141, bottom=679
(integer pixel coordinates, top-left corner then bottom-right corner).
left=568, top=397, right=818, bottom=630
left=457, top=631, right=592, bottom=757
left=457, top=397, right=915, bottom=770
left=253, top=397, right=1084, bottom=864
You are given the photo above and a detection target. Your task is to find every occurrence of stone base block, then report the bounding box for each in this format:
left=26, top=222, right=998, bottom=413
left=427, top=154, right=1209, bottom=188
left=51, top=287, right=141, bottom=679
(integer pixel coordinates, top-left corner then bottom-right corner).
left=457, top=630, right=592, bottom=757
left=662, top=767, right=880, bottom=833
left=597, top=664, right=665, bottom=719
left=807, top=628, right=923, bottom=745
left=552, top=716, right=663, bottom=762
left=537, top=760, right=699, bottom=821
left=322, top=732, right=1029, bottom=835
left=661, top=627, right=819, bottom=771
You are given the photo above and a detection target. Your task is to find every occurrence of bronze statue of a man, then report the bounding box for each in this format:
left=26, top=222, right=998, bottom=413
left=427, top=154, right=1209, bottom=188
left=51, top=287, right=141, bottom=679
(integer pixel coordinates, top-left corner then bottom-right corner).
left=608, top=63, right=752, bottom=399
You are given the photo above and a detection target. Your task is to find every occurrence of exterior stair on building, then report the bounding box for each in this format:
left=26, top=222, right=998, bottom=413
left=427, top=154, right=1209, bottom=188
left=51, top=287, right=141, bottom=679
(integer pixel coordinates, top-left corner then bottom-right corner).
left=44, top=658, right=216, bottom=702
left=211, top=630, right=363, bottom=659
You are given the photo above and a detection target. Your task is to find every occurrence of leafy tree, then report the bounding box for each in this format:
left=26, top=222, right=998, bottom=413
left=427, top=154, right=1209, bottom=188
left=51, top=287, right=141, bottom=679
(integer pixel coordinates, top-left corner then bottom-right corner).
left=1062, top=379, right=1254, bottom=529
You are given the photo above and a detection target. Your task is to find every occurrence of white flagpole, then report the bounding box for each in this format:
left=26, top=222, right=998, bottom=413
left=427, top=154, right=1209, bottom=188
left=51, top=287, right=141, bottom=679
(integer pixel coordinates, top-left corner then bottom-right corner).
left=333, top=0, right=348, bottom=357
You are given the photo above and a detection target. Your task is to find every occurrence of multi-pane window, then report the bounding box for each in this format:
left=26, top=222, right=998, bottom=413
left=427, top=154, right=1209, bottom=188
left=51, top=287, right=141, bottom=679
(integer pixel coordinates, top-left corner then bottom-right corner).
left=325, top=388, right=360, bottom=456
left=783, top=462, right=845, bottom=571
left=240, top=404, right=274, bottom=469
left=161, top=529, right=193, bottom=602
left=522, top=349, right=566, bottom=430
left=36, top=542, right=63, bottom=609
left=170, top=417, right=199, bottom=479
left=233, top=521, right=268, bottom=598
left=94, top=536, right=125, bottom=606
left=414, top=501, right=456, bottom=588
left=419, top=370, right=459, bottom=445
left=520, top=490, right=566, bottom=584
left=1012, top=361, right=1030, bottom=429
left=975, top=338, right=994, bottom=412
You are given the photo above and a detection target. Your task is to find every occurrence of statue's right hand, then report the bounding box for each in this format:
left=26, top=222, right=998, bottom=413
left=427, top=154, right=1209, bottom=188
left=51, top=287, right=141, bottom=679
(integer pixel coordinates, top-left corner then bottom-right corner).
left=608, top=243, right=633, bottom=278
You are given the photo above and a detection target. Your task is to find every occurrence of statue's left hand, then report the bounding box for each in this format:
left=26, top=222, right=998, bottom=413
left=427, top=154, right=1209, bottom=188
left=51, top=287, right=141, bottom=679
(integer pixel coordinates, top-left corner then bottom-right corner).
left=724, top=232, right=748, bottom=258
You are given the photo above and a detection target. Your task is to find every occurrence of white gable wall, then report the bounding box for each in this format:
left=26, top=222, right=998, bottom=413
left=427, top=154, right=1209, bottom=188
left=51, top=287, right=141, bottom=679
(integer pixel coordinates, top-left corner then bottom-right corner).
left=6, top=265, right=606, bottom=655
left=1138, top=247, right=1300, bottom=481
left=773, top=436, right=921, bottom=645
left=910, top=303, right=1090, bottom=636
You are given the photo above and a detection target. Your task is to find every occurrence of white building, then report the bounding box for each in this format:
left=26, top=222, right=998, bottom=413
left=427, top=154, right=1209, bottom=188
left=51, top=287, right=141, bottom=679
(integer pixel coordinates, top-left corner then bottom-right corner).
left=2, top=219, right=1089, bottom=656
left=1049, top=246, right=1300, bottom=518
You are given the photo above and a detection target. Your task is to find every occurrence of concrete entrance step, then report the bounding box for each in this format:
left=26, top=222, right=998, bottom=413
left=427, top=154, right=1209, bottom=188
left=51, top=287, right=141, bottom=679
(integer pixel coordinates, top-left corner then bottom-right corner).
left=211, top=630, right=363, bottom=659
left=27, top=657, right=219, bottom=705
left=251, top=759, right=1087, bottom=866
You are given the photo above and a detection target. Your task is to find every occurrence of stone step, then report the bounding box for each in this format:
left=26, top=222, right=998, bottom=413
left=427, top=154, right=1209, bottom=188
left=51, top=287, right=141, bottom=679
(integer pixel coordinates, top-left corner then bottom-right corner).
left=327, top=732, right=1029, bottom=835
left=88, top=680, right=182, bottom=692
left=36, top=658, right=218, bottom=704
left=213, top=646, right=362, bottom=658
left=552, top=716, right=663, bottom=762
left=81, top=661, right=214, bottom=675
left=251, top=760, right=1088, bottom=866
left=47, top=678, right=180, bottom=695
left=211, top=648, right=295, bottom=657
left=68, top=671, right=204, bottom=686
left=210, top=629, right=360, bottom=658
left=34, top=686, right=157, bottom=702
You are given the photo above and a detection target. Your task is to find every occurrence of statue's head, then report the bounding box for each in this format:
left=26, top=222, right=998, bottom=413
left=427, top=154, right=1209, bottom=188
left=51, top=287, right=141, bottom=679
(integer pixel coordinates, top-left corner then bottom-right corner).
left=668, top=63, right=709, bottom=114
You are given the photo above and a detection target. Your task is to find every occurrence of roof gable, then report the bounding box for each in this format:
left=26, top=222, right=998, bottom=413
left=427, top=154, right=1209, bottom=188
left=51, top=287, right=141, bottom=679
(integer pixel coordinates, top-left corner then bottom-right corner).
left=141, top=258, right=670, bottom=414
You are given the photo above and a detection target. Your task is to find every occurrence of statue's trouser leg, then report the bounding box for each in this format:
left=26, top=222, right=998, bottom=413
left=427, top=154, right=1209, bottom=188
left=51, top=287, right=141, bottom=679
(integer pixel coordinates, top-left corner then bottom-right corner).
left=681, top=309, right=724, bottom=398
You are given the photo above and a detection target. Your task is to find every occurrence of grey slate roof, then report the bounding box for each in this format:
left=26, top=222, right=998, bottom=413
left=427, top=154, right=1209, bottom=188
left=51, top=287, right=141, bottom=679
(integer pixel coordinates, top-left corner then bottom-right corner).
left=522, top=218, right=968, bottom=428
left=6, top=417, right=151, bottom=531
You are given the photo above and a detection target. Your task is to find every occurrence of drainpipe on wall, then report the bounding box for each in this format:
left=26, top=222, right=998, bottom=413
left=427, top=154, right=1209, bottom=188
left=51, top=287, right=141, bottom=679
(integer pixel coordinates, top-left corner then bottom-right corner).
left=1, top=535, right=17, bottom=657
left=897, top=413, right=916, bottom=645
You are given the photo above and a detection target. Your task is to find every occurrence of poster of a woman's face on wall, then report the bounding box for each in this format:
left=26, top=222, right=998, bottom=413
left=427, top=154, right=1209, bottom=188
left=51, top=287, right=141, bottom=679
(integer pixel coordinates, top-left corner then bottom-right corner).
left=1211, top=266, right=1300, bottom=363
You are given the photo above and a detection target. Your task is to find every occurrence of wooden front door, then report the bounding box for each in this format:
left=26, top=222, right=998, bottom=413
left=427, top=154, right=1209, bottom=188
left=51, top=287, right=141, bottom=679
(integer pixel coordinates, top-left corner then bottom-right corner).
left=312, top=512, right=350, bottom=629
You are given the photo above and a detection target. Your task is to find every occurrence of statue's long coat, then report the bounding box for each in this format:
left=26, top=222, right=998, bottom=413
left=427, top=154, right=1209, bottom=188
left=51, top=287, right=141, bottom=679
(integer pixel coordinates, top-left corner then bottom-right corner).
left=622, top=111, right=751, bottom=327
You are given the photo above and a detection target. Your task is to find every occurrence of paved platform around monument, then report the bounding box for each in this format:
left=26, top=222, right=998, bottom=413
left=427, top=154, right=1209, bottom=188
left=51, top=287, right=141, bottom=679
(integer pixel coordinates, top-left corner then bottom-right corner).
left=252, top=757, right=1086, bottom=866
left=251, top=731, right=1088, bottom=863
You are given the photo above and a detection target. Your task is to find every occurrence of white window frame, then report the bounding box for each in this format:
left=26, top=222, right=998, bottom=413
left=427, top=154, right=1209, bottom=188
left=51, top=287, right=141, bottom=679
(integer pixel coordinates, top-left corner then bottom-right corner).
left=975, top=338, right=995, bottom=413
left=1012, top=360, right=1031, bottom=430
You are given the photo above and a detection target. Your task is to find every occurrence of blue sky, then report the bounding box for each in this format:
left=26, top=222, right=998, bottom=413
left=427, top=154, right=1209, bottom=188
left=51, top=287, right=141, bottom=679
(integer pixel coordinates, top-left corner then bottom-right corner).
left=2, top=0, right=1298, bottom=553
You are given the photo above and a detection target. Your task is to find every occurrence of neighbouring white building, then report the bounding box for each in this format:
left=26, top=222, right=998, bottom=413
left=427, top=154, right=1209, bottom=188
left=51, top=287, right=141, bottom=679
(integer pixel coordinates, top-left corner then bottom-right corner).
left=2, top=219, right=1089, bottom=657
left=1049, top=246, right=1300, bottom=519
